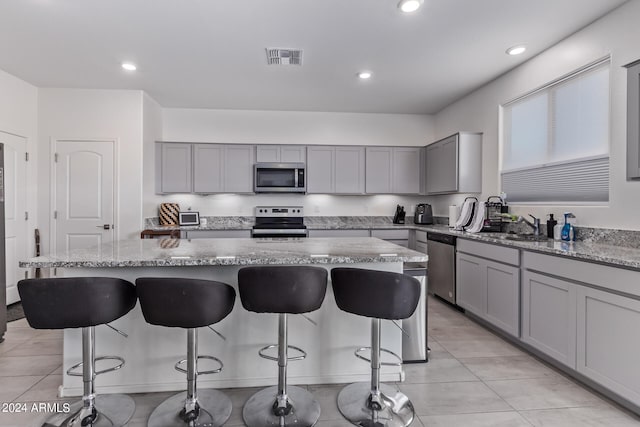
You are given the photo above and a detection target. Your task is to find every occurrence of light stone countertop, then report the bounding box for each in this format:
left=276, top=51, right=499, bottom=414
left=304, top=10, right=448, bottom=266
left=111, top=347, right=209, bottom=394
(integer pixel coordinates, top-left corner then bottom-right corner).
left=143, top=216, right=640, bottom=270
left=412, top=224, right=640, bottom=271
left=19, top=237, right=427, bottom=268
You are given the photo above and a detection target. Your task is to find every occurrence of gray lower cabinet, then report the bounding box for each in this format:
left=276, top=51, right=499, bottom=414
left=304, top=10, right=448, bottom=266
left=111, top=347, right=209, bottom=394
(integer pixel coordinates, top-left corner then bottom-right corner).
left=184, top=230, right=251, bottom=239
left=412, top=230, right=428, bottom=253
left=425, top=132, right=482, bottom=195
left=157, top=143, right=192, bottom=193
left=456, top=239, right=520, bottom=337
left=308, top=229, right=370, bottom=238
left=576, top=286, right=640, bottom=406
left=521, top=270, right=577, bottom=368
left=371, top=229, right=409, bottom=248
left=456, top=252, right=485, bottom=316
left=256, top=145, right=306, bottom=163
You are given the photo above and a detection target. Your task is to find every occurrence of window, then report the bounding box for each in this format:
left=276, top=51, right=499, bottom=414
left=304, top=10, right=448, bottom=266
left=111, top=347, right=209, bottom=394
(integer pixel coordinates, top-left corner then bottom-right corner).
left=501, top=58, right=610, bottom=203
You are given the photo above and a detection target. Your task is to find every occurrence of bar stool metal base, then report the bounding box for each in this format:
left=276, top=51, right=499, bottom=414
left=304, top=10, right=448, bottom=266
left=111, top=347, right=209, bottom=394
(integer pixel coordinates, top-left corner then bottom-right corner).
left=147, top=389, right=232, bottom=427
left=337, top=383, right=415, bottom=427
left=243, top=385, right=321, bottom=427
left=42, top=394, right=135, bottom=427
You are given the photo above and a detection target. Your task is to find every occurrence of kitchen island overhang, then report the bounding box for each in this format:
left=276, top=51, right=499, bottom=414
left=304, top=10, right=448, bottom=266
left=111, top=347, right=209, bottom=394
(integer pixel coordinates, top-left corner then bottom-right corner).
left=20, top=237, right=427, bottom=397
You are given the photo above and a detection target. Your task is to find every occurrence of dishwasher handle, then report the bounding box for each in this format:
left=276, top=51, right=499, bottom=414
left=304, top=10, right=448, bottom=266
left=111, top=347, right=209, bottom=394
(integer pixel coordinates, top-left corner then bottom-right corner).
left=427, top=232, right=456, bottom=246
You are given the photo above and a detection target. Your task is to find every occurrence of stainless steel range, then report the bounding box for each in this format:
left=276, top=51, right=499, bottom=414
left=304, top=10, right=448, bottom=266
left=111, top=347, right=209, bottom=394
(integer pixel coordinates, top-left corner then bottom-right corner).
left=251, top=206, right=307, bottom=238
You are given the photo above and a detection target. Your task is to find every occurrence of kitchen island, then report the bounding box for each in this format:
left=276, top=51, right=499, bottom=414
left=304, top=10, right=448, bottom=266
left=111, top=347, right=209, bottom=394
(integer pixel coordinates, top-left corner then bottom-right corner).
left=20, top=237, right=427, bottom=397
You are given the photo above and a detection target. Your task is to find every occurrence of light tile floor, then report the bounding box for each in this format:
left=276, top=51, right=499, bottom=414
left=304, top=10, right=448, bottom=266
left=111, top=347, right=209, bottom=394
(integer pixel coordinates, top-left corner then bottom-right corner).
left=1, top=297, right=639, bottom=426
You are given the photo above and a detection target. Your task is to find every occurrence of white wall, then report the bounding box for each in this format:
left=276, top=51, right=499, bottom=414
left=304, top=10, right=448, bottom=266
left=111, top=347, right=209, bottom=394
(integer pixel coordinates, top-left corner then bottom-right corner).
left=434, top=0, right=640, bottom=229
left=0, top=69, right=38, bottom=258
left=144, top=109, right=435, bottom=217
left=143, top=93, right=163, bottom=222
left=37, top=89, right=145, bottom=253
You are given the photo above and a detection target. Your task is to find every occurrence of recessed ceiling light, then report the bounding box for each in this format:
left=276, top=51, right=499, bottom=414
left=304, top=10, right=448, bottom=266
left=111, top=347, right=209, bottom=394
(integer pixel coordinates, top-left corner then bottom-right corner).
left=358, top=71, right=372, bottom=79
left=398, top=0, right=423, bottom=13
left=506, top=45, right=526, bottom=56
left=121, top=62, right=137, bottom=71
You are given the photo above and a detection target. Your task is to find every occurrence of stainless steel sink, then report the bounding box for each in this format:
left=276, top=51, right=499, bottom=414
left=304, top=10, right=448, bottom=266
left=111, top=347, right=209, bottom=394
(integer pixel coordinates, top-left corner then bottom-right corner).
left=499, top=234, right=549, bottom=242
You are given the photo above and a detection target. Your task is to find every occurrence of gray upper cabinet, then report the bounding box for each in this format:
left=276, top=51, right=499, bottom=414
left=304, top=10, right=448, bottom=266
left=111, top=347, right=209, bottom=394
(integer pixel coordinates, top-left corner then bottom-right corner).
left=425, top=132, right=482, bottom=195
left=193, top=144, right=223, bottom=193
left=307, top=146, right=335, bottom=193
left=256, top=145, right=306, bottom=163
left=157, top=143, right=192, bottom=193
left=224, top=145, right=255, bottom=193
left=335, top=146, right=365, bottom=194
left=365, top=146, right=422, bottom=195
left=157, top=142, right=254, bottom=194
left=625, top=60, right=640, bottom=179
left=392, top=147, right=421, bottom=194
left=307, top=146, right=365, bottom=194
left=365, top=147, right=393, bottom=193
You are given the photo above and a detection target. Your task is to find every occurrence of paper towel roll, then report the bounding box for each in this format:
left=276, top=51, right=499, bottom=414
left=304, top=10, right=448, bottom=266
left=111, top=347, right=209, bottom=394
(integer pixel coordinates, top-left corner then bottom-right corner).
left=448, top=205, right=458, bottom=227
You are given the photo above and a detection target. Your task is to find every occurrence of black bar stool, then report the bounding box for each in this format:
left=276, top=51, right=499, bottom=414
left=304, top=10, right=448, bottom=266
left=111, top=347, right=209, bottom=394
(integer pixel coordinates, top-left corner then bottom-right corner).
left=136, top=277, right=236, bottom=427
left=331, top=268, right=421, bottom=427
left=238, top=266, right=328, bottom=427
left=18, top=277, right=137, bottom=427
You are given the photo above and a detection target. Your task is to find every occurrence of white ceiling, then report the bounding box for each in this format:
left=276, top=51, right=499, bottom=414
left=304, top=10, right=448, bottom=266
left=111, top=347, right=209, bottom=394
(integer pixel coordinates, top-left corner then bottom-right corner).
left=0, top=0, right=628, bottom=114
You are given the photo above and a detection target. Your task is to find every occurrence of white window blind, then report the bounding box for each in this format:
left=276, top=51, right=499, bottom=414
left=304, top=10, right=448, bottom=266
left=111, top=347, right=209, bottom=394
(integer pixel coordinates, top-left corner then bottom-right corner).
left=501, top=59, right=610, bottom=203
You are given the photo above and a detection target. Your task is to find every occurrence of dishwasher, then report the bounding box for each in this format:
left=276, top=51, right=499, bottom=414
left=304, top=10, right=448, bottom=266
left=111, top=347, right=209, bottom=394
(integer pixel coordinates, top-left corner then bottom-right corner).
left=427, top=232, right=457, bottom=304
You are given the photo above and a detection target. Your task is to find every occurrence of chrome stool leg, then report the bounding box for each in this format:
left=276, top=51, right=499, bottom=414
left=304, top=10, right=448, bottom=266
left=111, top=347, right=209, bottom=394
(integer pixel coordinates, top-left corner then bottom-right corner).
left=148, top=328, right=232, bottom=427
left=337, top=319, right=415, bottom=427
left=243, top=314, right=321, bottom=427
left=43, top=327, right=136, bottom=427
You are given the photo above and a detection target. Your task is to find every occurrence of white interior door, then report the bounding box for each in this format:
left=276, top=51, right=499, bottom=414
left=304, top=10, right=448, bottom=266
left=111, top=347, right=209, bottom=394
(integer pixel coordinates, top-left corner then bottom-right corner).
left=0, top=132, right=28, bottom=305
left=53, top=140, right=115, bottom=255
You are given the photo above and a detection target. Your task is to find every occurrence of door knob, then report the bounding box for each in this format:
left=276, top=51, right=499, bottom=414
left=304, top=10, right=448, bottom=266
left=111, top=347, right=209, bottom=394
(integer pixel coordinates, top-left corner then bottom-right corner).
left=96, top=224, right=111, bottom=230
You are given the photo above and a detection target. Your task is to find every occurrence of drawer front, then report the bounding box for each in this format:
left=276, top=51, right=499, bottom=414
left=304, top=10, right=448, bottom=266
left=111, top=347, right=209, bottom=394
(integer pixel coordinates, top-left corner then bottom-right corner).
left=415, top=230, right=428, bottom=243
left=385, top=239, right=409, bottom=248
left=308, top=229, right=370, bottom=238
left=186, top=230, right=251, bottom=239
left=371, top=229, right=410, bottom=240
left=457, top=238, right=520, bottom=266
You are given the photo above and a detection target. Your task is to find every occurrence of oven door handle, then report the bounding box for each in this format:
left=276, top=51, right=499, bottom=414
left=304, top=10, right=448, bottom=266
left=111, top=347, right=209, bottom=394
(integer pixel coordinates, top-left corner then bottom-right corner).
left=251, top=229, right=308, bottom=236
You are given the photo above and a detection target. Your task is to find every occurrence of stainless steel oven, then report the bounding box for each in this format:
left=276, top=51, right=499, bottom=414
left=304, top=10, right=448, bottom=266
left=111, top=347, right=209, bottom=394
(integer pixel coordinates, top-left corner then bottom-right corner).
left=254, top=163, right=306, bottom=193
left=252, top=206, right=307, bottom=238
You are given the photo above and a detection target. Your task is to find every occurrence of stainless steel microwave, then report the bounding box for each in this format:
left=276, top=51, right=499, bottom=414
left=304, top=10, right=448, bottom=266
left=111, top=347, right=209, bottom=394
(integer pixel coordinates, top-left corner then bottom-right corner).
left=254, top=163, right=306, bottom=193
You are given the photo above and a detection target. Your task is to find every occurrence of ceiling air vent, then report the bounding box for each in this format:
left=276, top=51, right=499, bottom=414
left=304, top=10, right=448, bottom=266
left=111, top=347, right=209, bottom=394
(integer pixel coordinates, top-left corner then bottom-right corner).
left=266, top=48, right=303, bottom=66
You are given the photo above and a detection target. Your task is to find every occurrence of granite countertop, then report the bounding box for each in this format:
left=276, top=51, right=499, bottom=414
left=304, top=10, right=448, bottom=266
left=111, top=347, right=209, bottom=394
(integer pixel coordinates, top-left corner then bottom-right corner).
left=19, top=237, right=427, bottom=268
left=142, top=216, right=640, bottom=270
left=409, top=224, right=640, bottom=271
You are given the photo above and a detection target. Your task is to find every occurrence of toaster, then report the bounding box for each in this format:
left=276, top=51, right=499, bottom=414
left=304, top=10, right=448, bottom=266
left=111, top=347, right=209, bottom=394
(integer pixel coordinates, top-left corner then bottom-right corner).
left=414, top=203, right=434, bottom=225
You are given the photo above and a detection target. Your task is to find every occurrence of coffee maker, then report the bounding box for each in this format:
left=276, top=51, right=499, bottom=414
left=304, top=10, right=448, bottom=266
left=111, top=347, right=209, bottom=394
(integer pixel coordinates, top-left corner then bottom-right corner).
left=414, top=204, right=433, bottom=224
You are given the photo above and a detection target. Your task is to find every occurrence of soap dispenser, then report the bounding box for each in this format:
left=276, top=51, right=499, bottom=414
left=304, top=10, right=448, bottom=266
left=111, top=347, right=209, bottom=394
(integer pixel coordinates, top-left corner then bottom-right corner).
left=546, top=214, right=557, bottom=239
left=561, top=213, right=576, bottom=241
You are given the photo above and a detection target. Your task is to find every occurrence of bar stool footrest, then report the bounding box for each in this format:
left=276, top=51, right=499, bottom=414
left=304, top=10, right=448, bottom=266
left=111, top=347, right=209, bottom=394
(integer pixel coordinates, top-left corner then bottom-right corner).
left=354, top=346, right=402, bottom=366
left=174, top=355, right=223, bottom=375
left=66, top=355, right=125, bottom=377
left=258, top=344, right=307, bottom=362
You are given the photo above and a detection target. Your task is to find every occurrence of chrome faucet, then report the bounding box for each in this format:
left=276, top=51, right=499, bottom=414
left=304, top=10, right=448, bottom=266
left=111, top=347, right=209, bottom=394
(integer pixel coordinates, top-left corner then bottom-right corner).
left=518, top=214, right=541, bottom=236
